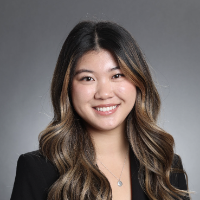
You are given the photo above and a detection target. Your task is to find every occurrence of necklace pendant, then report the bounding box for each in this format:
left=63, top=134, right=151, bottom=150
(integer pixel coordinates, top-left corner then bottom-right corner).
left=117, top=180, right=123, bottom=187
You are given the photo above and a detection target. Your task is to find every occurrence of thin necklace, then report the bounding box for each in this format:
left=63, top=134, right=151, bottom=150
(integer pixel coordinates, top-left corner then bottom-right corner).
left=96, top=147, right=129, bottom=187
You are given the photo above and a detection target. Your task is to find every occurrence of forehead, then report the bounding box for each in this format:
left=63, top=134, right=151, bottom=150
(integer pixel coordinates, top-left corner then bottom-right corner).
left=75, top=50, right=118, bottom=71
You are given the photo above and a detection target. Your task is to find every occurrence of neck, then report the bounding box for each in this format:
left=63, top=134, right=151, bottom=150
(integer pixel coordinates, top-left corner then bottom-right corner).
left=86, top=123, right=130, bottom=158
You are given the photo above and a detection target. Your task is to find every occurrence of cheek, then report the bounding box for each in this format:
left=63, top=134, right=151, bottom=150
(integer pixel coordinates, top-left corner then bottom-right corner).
left=71, top=82, right=95, bottom=106
left=117, top=82, right=137, bottom=100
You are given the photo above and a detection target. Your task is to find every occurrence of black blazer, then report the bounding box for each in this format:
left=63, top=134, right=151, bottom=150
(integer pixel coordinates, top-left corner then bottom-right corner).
left=10, top=148, right=189, bottom=200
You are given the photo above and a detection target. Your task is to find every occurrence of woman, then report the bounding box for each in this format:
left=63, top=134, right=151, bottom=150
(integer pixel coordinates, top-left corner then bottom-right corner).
left=11, top=21, right=190, bottom=200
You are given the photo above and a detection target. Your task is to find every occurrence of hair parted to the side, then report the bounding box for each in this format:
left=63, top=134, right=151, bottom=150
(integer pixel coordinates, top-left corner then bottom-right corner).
left=39, top=21, right=189, bottom=200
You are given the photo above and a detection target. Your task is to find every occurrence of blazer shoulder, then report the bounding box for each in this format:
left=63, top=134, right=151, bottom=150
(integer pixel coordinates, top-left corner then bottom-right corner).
left=171, top=154, right=184, bottom=169
left=170, top=154, right=188, bottom=191
left=19, top=150, right=59, bottom=182
left=11, top=150, right=59, bottom=200
left=19, top=150, right=44, bottom=163
left=20, top=150, right=53, bottom=167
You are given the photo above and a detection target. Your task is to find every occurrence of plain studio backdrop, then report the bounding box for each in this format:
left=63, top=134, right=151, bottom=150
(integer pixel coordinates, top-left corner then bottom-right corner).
left=0, top=0, right=199, bottom=199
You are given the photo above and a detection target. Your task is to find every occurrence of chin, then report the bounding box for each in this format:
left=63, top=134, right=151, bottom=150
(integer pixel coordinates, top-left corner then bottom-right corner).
left=92, top=123, right=123, bottom=132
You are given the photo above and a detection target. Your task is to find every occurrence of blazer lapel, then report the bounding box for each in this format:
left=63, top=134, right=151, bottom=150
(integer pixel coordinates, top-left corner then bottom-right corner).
left=130, top=147, right=149, bottom=200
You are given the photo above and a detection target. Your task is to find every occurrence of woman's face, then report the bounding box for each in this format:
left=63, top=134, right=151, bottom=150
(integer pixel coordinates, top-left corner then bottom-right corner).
left=71, top=49, right=137, bottom=132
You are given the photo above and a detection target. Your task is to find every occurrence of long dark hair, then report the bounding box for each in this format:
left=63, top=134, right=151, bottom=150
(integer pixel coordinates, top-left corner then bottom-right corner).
left=39, top=21, right=189, bottom=200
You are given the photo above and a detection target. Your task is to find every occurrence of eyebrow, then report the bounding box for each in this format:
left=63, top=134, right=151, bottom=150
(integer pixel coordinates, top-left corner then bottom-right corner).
left=74, top=66, right=120, bottom=76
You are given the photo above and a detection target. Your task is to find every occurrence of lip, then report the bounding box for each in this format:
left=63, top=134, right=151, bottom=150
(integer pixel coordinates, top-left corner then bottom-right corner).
left=92, top=104, right=120, bottom=116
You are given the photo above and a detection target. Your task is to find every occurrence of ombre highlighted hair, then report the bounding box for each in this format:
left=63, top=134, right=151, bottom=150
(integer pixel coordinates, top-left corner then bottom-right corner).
left=39, top=21, right=189, bottom=200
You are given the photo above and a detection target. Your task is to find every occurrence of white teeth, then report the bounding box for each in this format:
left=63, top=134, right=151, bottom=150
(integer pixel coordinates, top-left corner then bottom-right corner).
left=95, top=105, right=117, bottom=112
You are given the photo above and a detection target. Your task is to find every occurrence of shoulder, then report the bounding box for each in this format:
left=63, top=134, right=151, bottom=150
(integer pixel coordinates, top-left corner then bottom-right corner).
left=18, top=150, right=46, bottom=165
left=18, top=150, right=59, bottom=183
left=171, top=154, right=184, bottom=169
left=170, top=154, right=188, bottom=190
left=11, top=150, right=59, bottom=200
left=18, top=150, right=54, bottom=169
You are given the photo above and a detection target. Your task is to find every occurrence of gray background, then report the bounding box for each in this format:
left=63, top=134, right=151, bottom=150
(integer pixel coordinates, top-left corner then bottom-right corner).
left=0, top=0, right=199, bottom=199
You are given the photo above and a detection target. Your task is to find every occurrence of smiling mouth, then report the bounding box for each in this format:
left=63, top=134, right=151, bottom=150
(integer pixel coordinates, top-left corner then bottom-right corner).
left=95, top=105, right=117, bottom=112
left=93, top=104, right=119, bottom=112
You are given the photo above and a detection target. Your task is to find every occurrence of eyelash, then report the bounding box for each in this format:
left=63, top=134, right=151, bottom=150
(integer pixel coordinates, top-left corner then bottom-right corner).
left=80, top=77, right=94, bottom=81
left=80, top=74, right=125, bottom=81
left=112, top=74, right=125, bottom=79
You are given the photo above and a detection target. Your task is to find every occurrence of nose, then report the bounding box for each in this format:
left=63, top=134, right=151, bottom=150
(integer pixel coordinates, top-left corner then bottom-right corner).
left=94, top=80, right=114, bottom=100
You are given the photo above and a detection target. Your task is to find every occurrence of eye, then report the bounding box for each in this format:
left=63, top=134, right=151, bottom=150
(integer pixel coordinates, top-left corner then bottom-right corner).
left=112, top=74, right=125, bottom=79
left=80, top=76, right=94, bottom=81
